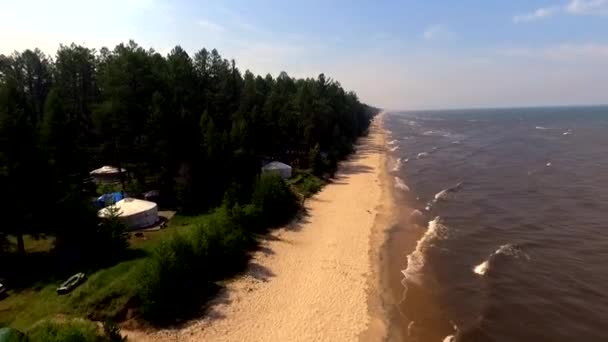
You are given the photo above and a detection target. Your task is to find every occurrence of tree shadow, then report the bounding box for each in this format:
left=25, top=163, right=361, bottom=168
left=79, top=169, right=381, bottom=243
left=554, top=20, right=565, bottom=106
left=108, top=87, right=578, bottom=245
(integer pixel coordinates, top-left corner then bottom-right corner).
left=247, top=262, right=275, bottom=282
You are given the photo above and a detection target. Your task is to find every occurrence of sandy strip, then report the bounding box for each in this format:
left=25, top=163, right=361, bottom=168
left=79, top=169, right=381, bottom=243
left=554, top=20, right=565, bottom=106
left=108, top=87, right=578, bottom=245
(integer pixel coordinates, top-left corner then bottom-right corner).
left=125, top=115, right=391, bottom=342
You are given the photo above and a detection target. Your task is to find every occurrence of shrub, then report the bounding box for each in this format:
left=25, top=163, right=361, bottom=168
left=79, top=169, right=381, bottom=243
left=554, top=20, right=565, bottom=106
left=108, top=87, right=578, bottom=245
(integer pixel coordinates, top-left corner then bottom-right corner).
left=27, top=320, right=98, bottom=342
left=251, top=174, right=299, bottom=227
left=197, top=207, right=252, bottom=277
left=289, top=171, right=324, bottom=199
left=138, top=207, right=252, bottom=322
left=138, top=234, right=207, bottom=321
left=94, top=205, right=129, bottom=259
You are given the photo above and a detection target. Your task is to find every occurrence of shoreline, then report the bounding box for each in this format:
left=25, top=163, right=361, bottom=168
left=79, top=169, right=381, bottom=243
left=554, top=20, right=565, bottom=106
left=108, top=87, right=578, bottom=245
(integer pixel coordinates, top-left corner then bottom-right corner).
left=125, top=114, right=394, bottom=342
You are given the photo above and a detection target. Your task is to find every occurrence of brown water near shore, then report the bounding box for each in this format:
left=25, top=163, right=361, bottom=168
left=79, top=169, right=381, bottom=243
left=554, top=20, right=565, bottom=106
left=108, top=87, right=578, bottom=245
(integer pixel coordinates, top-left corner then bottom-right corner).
left=379, top=117, right=454, bottom=342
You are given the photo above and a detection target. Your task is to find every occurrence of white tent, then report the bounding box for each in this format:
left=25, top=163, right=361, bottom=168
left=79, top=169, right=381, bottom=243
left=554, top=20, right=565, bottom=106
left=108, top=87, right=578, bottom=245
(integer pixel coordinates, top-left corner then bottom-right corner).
left=262, top=161, right=292, bottom=179
left=90, top=165, right=126, bottom=183
left=98, top=198, right=158, bottom=229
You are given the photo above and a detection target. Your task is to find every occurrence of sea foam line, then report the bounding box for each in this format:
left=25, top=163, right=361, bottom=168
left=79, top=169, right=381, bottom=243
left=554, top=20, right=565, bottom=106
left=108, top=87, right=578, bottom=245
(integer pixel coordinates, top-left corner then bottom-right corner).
left=401, top=217, right=448, bottom=285
left=391, top=158, right=402, bottom=172
left=394, top=177, right=410, bottom=191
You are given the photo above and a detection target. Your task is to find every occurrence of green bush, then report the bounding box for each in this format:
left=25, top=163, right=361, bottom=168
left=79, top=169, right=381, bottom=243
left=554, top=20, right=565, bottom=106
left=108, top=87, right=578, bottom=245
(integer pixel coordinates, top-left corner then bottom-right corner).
left=138, top=206, right=253, bottom=322
left=251, top=174, right=299, bottom=227
left=27, top=320, right=98, bottom=342
left=138, top=233, right=207, bottom=321
left=289, top=171, right=324, bottom=199
left=94, top=205, right=129, bottom=258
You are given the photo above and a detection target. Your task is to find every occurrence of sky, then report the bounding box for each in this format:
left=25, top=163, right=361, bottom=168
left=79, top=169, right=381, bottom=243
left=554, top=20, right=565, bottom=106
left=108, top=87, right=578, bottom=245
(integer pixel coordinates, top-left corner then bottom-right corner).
left=1, top=0, right=607, bottom=110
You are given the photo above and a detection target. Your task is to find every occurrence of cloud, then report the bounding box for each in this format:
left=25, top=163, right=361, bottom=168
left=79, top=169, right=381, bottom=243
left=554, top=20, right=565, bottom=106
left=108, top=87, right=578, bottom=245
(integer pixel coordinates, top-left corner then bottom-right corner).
left=566, top=0, right=608, bottom=14
left=514, top=0, right=608, bottom=22
left=513, top=6, right=560, bottom=22
left=422, top=25, right=454, bottom=41
left=197, top=19, right=225, bottom=32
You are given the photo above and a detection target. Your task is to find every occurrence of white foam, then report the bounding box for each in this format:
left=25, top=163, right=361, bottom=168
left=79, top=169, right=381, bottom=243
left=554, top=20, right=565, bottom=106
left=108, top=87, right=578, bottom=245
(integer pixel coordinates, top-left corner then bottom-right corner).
left=546, top=162, right=552, bottom=167
left=392, top=158, right=402, bottom=172
left=435, top=189, right=450, bottom=201
left=473, top=244, right=530, bottom=277
left=442, top=322, right=459, bottom=342
left=394, top=177, right=410, bottom=191
left=389, top=146, right=399, bottom=152
left=473, top=260, right=490, bottom=276
left=563, top=131, right=572, bottom=135
left=417, top=152, right=429, bottom=159
left=401, top=217, right=448, bottom=285
left=535, top=126, right=548, bottom=130
left=388, top=139, right=398, bottom=145
left=425, top=182, right=463, bottom=211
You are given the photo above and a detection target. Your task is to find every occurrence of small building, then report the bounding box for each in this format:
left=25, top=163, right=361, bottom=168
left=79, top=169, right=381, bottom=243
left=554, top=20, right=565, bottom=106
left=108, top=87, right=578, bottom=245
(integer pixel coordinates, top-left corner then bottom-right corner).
left=262, top=161, right=292, bottom=179
left=90, top=165, right=126, bottom=184
left=98, top=198, right=158, bottom=229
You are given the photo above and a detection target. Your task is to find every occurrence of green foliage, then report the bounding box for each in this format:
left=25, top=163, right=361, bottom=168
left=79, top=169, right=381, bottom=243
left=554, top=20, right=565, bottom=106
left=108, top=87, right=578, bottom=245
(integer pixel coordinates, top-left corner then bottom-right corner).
left=289, top=170, right=325, bottom=199
left=0, top=40, right=374, bottom=326
left=25, top=319, right=125, bottom=342
left=252, top=174, right=299, bottom=227
left=138, top=206, right=256, bottom=322
left=95, top=205, right=129, bottom=257
left=27, top=320, right=98, bottom=342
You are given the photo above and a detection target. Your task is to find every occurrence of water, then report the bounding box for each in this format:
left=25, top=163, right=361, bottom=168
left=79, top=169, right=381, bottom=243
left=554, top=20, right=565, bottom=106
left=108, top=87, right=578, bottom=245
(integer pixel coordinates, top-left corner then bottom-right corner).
left=384, top=107, right=608, bottom=342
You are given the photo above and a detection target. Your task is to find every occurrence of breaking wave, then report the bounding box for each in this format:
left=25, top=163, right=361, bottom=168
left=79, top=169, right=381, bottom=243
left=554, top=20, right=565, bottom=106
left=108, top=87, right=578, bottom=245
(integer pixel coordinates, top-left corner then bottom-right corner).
left=401, top=217, right=449, bottom=285
left=394, top=177, right=410, bottom=191
left=389, top=145, right=399, bottom=152
left=535, top=126, right=549, bottom=130
left=473, top=244, right=530, bottom=276
left=425, top=182, right=463, bottom=211
left=391, top=158, right=402, bottom=172
left=417, top=152, right=429, bottom=159
left=388, top=139, right=398, bottom=145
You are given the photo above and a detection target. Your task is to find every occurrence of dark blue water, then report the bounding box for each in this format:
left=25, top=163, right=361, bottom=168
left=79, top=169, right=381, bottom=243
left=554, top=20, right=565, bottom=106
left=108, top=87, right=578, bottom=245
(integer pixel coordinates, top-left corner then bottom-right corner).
left=385, top=107, right=608, bottom=342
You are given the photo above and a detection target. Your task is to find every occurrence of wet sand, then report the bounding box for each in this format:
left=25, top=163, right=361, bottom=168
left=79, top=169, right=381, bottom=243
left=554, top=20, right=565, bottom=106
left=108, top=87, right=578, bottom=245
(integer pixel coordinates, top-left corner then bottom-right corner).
left=125, top=115, right=394, bottom=342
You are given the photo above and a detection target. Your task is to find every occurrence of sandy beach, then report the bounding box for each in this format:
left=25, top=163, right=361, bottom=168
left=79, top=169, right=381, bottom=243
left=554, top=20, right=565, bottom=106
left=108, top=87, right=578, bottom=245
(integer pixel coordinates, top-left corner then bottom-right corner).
left=126, top=115, right=392, bottom=342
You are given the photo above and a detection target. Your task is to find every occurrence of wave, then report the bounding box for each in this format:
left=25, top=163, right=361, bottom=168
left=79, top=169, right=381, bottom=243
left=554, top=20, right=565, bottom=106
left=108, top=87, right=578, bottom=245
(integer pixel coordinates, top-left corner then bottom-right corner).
left=401, top=217, right=449, bottom=285
left=546, top=162, right=552, bottom=167
left=389, top=146, right=399, bottom=152
left=390, top=157, right=402, bottom=172
left=473, top=244, right=530, bottom=276
left=388, top=139, right=398, bottom=146
left=443, top=335, right=455, bottom=342
left=394, top=177, right=410, bottom=191
left=442, top=322, right=459, bottom=342
left=535, top=126, right=549, bottom=130
left=417, top=152, right=429, bottom=159
left=425, top=182, right=463, bottom=211
left=563, top=129, right=572, bottom=135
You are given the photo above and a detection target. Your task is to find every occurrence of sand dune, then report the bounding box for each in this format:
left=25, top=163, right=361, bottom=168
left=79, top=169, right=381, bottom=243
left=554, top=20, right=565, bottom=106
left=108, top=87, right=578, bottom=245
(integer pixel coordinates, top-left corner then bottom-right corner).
left=125, top=115, right=389, bottom=342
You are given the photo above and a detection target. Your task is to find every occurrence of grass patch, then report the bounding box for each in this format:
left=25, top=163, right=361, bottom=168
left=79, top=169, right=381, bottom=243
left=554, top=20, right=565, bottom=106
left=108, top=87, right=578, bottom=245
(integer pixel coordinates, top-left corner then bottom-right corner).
left=0, top=214, right=210, bottom=330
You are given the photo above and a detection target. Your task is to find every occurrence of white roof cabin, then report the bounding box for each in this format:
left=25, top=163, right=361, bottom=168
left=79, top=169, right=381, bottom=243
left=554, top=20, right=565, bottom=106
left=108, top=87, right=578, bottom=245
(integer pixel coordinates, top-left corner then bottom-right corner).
left=261, top=161, right=292, bottom=179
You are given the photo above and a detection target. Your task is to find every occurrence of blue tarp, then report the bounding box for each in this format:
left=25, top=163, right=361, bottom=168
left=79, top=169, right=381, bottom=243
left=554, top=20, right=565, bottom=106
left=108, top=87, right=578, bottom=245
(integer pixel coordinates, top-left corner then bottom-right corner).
left=95, top=192, right=124, bottom=208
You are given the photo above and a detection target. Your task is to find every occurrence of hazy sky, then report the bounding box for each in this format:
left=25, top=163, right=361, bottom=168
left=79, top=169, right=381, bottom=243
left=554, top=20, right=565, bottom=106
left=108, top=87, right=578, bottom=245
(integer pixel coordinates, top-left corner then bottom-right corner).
left=1, top=0, right=607, bottom=110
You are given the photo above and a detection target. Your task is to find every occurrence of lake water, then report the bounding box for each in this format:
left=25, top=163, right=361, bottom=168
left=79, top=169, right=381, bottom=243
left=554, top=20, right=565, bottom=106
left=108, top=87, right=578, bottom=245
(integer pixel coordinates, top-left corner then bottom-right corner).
left=384, top=107, right=608, bottom=342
